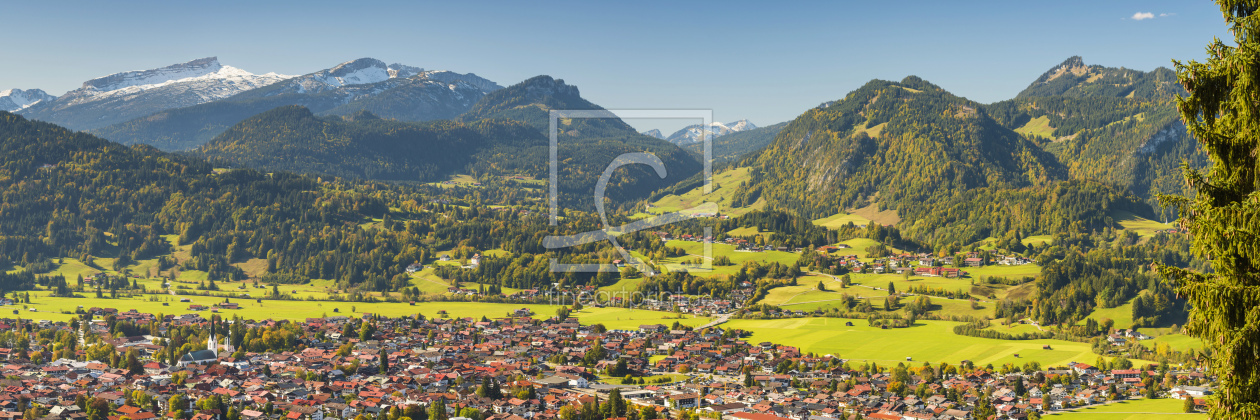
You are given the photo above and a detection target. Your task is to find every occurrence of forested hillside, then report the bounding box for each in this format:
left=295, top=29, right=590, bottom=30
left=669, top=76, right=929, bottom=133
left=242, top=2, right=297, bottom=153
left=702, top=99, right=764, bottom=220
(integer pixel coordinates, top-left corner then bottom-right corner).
left=0, top=111, right=633, bottom=293
left=458, top=75, right=640, bottom=138
left=732, top=76, right=1150, bottom=247
left=194, top=75, right=703, bottom=211
left=686, top=121, right=787, bottom=164
left=987, top=57, right=1206, bottom=217
left=195, top=106, right=547, bottom=182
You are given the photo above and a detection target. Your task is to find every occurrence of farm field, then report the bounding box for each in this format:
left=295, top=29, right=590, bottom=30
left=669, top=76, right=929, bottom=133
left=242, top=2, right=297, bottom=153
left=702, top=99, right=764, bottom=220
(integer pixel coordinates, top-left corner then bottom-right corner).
left=659, top=240, right=799, bottom=277
left=1112, top=210, right=1174, bottom=237
left=13, top=295, right=711, bottom=330
left=598, top=276, right=649, bottom=294
left=1023, top=235, right=1053, bottom=246
left=1045, top=398, right=1205, bottom=420
left=1015, top=115, right=1056, bottom=139
left=813, top=212, right=873, bottom=229
left=964, top=264, right=1042, bottom=279
left=724, top=318, right=1145, bottom=368
left=429, top=174, right=483, bottom=189
left=836, top=238, right=881, bottom=258
left=726, top=226, right=765, bottom=236
left=646, top=167, right=764, bottom=217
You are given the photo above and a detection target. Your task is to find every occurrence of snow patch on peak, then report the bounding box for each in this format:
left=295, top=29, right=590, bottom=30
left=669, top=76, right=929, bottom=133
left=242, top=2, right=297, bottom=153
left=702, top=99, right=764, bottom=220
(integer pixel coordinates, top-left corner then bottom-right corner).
left=321, top=58, right=390, bottom=87
left=388, top=63, right=424, bottom=78
left=421, top=70, right=503, bottom=93
left=727, top=119, right=756, bottom=131
left=64, top=63, right=294, bottom=105
left=641, top=129, right=664, bottom=139
left=0, top=88, right=56, bottom=112
left=83, top=57, right=223, bottom=92
left=665, top=119, right=758, bottom=145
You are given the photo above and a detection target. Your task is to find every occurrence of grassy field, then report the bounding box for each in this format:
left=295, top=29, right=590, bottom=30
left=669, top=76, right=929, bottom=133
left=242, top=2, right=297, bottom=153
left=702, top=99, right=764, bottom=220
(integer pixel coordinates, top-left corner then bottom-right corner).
left=1015, top=116, right=1056, bottom=140
left=659, top=240, right=799, bottom=277
left=429, top=174, right=483, bottom=189
left=1045, top=398, right=1205, bottom=420
left=725, top=318, right=1137, bottom=367
left=598, top=276, right=649, bottom=294
left=830, top=238, right=881, bottom=258
left=1112, top=210, right=1174, bottom=237
left=965, top=264, right=1043, bottom=279
left=848, top=203, right=901, bottom=225
left=14, top=295, right=711, bottom=328
left=766, top=273, right=991, bottom=317
left=1152, top=334, right=1202, bottom=351
left=813, top=212, right=874, bottom=229
left=1023, top=235, right=1054, bottom=246
left=646, top=167, right=765, bottom=217
left=1076, top=294, right=1200, bottom=352
left=727, top=226, right=766, bottom=236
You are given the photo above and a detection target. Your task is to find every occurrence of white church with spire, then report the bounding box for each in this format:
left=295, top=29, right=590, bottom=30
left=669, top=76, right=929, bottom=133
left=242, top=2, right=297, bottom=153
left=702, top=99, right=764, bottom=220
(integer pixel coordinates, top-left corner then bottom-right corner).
left=177, top=323, right=232, bottom=367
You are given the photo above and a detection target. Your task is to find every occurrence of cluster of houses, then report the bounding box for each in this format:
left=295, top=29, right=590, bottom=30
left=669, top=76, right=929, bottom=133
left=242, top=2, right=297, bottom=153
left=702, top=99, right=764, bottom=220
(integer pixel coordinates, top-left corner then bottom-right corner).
left=648, top=231, right=1035, bottom=279
left=1106, top=329, right=1155, bottom=346
left=811, top=249, right=1034, bottom=277
left=0, top=309, right=1211, bottom=420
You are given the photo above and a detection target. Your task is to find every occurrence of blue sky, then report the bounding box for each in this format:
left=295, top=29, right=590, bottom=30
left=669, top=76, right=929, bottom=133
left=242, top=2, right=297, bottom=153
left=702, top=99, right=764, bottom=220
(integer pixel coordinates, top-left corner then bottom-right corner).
left=1, top=0, right=1231, bottom=133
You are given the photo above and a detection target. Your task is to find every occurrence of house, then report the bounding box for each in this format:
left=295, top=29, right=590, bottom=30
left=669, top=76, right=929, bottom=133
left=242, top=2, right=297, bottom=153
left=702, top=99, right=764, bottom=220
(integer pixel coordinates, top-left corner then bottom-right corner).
left=730, top=413, right=792, bottom=420
left=1111, top=369, right=1141, bottom=380
left=964, top=258, right=984, bottom=267
left=405, top=263, right=424, bottom=273
left=1174, top=386, right=1214, bottom=397
left=49, top=406, right=82, bottom=417
left=667, top=393, right=700, bottom=409
left=1071, top=363, right=1099, bottom=375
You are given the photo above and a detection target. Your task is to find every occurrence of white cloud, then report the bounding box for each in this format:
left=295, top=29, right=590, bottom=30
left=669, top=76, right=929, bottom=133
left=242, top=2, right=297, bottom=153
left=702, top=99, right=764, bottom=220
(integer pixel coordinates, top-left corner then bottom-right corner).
left=1132, top=12, right=1156, bottom=20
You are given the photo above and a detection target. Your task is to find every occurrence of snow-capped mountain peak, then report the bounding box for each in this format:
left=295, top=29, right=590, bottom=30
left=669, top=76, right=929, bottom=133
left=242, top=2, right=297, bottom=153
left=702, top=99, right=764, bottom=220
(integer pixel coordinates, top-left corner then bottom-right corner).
left=81, top=57, right=224, bottom=92
left=321, top=58, right=391, bottom=87
left=388, top=63, right=424, bottom=78
left=727, top=119, right=756, bottom=131
left=56, top=58, right=294, bottom=107
left=18, top=57, right=295, bottom=131
left=663, top=119, right=757, bottom=145
left=0, top=88, right=56, bottom=112
left=641, top=129, right=664, bottom=139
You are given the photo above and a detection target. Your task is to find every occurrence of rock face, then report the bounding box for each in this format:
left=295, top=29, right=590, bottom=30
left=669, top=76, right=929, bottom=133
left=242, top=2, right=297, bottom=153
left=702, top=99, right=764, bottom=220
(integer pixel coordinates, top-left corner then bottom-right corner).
left=19, top=57, right=292, bottom=130
left=0, top=89, right=56, bottom=112
left=641, top=129, right=664, bottom=139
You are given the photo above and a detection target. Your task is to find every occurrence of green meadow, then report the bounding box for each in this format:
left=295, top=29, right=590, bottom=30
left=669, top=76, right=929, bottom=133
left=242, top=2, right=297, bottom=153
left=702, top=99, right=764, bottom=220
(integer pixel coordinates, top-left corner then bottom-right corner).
left=813, top=212, right=874, bottom=229
left=658, top=240, right=800, bottom=277
left=1045, top=398, right=1205, bottom=420
left=725, top=318, right=1138, bottom=368
left=646, top=167, right=765, bottom=217
left=14, top=294, right=712, bottom=330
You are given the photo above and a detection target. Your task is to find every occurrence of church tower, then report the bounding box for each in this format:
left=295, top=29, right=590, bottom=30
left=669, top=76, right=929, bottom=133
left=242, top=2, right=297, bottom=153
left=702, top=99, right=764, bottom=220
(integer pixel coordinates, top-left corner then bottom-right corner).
left=207, top=325, right=218, bottom=358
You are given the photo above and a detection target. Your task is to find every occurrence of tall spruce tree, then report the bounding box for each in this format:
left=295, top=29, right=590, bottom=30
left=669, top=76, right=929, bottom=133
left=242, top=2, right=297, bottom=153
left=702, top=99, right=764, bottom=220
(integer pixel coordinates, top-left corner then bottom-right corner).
left=1161, top=1, right=1260, bottom=419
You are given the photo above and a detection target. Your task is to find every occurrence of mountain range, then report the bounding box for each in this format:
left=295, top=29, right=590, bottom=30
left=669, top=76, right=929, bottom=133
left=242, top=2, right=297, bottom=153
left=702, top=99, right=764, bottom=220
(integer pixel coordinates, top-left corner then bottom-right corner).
left=722, top=56, right=1197, bottom=247
left=4, top=57, right=501, bottom=151
left=193, top=75, right=701, bottom=210
left=1, top=55, right=1203, bottom=235
left=16, top=57, right=292, bottom=131
left=639, top=120, right=758, bottom=145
